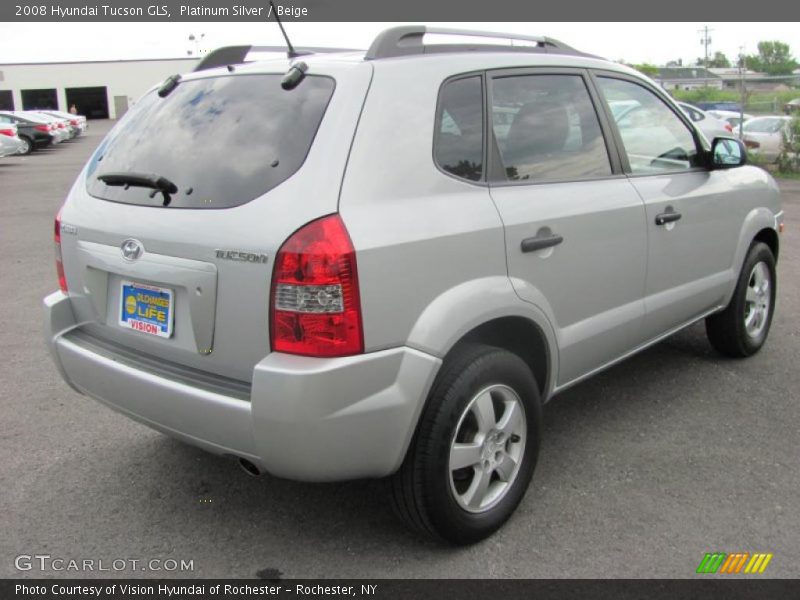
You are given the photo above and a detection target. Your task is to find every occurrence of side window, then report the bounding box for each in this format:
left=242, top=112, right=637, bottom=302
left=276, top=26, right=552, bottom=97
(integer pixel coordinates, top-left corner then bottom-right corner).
left=491, top=74, right=611, bottom=182
left=597, top=77, right=700, bottom=174
left=434, top=76, right=484, bottom=182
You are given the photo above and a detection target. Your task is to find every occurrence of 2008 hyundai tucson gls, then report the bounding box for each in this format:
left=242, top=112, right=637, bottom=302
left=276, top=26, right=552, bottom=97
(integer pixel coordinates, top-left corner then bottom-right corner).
left=44, top=26, right=783, bottom=544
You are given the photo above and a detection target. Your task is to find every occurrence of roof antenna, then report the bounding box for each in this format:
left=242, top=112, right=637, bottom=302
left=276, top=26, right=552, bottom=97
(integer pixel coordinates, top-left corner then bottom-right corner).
left=269, top=1, right=299, bottom=58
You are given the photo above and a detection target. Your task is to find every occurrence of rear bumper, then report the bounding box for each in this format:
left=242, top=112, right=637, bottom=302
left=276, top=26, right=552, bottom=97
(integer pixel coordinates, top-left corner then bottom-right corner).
left=44, top=291, right=441, bottom=481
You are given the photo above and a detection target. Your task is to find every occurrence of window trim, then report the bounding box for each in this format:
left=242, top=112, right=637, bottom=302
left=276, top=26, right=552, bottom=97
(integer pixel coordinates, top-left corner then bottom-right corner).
left=588, top=70, right=711, bottom=178
left=432, top=71, right=489, bottom=186
left=484, top=67, right=625, bottom=187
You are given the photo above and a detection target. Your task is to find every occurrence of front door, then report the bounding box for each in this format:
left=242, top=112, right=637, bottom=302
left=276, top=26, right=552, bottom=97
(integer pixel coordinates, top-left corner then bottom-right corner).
left=593, top=74, right=740, bottom=340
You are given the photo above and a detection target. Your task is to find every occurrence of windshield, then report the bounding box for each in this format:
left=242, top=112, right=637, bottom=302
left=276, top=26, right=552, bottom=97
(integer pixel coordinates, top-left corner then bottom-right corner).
left=87, top=73, right=335, bottom=209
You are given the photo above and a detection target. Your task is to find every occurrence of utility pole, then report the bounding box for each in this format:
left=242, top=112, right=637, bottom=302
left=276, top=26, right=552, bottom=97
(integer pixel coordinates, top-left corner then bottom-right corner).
left=699, top=25, right=713, bottom=86
left=738, top=46, right=746, bottom=139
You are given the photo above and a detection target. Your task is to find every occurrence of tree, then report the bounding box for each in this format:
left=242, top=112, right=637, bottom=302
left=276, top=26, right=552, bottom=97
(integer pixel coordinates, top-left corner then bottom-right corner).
left=708, top=51, right=731, bottom=68
left=629, top=63, right=659, bottom=77
left=746, top=41, right=798, bottom=75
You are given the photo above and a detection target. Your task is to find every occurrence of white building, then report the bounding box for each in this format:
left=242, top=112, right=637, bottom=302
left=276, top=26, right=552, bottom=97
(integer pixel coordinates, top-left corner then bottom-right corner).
left=0, top=57, right=199, bottom=119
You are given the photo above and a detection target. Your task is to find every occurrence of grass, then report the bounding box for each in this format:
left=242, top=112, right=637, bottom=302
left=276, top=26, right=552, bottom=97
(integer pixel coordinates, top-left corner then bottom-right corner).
left=671, top=88, right=799, bottom=115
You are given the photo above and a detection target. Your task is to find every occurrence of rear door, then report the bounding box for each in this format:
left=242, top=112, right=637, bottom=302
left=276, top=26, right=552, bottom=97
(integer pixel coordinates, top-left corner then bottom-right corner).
left=487, top=69, right=648, bottom=386
left=59, top=63, right=373, bottom=382
left=592, top=73, right=740, bottom=340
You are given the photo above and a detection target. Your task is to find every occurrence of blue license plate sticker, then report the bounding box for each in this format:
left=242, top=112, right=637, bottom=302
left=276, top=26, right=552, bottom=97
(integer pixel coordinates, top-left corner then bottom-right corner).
left=119, top=280, right=174, bottom=338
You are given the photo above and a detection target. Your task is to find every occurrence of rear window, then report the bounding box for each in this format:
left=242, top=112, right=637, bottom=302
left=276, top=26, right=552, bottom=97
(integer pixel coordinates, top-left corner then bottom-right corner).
left=87, top=74, right=335, bottom=209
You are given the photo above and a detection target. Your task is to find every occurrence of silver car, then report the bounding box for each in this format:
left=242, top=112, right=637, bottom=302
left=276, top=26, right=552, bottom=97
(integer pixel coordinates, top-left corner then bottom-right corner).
left=44, top=26, right=783, bottom=544
left=0, top=122, right=26, bottom=157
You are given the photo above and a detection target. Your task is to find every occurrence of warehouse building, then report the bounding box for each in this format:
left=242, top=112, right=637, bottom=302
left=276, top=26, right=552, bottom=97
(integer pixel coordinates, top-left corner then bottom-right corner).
left=0, top=57, right=198, bottom=119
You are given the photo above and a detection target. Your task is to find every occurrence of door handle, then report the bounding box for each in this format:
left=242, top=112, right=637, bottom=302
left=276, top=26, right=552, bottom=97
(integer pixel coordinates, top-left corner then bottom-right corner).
left=655, top=211, right=682, bottom=226
left=521, top=233, right=563, bottom=253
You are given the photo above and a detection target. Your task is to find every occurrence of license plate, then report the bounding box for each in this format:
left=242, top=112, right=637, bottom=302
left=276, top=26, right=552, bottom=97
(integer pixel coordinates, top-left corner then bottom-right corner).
left=119, top=280, right=174, bottom=338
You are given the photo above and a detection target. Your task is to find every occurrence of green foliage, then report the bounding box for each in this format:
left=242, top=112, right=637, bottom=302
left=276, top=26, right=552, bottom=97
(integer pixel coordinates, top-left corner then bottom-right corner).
left=697, top=52, right=731, bottom=68
left=776, top=116, right=800, bottom=174
left=746, top=41, right=798, bottom=76
left=671, top=88, right=800, bottom=115
left=629, top=63, right=659, bottom=77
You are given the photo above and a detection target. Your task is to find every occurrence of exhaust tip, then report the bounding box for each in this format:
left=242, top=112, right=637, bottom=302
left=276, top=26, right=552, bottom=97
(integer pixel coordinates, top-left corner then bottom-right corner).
left=238, top=457, right=262, bottom=477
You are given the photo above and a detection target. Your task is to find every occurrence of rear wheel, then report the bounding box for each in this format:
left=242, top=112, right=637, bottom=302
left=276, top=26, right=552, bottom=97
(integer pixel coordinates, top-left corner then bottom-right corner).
left=389, top=344, right=541, bottom=544
left=706, top=242, right=776, bottom=357
left=18, top=136, right=33, bottom=155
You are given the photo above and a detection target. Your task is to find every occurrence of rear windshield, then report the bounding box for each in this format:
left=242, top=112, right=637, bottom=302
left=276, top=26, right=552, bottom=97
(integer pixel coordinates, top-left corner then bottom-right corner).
left=86, top=73, right=335, bottom=209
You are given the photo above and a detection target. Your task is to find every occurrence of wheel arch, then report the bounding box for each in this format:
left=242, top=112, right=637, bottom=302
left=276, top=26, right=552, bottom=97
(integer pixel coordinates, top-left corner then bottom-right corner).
left=406, top=276, right=558, bottom=400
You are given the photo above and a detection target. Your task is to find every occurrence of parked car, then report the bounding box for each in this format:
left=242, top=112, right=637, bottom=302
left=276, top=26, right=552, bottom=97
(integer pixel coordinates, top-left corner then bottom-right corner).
left=784, top=98, right=800, bottom=114
left=44, top=27, right=783, bottom=545
left=0, top=111, right=55, bottom=154
left=40, top=110, right=87, bottom=135
left=693, top=101, right=742, bottom=112
left=677, top=102, right=733, bottom=140
left=24, top=111, right=74, bottom=141
left=0, top=122, right=27, bottom=157
left=708, top=109, right=753, bottom=131
left=10, top=111, right=65, bottom=144
left=741, top=116, right=794, bottom=162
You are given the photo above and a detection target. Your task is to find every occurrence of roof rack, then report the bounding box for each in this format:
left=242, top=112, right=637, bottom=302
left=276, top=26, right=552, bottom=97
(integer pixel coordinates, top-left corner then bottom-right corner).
left=193, top=45, right=359, bottom=72
left=365, top=26, right=587, bottom=60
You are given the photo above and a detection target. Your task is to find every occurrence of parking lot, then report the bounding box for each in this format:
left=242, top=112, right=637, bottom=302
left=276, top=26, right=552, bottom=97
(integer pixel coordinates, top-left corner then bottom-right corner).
left=1, top=120, right=798, bottom=578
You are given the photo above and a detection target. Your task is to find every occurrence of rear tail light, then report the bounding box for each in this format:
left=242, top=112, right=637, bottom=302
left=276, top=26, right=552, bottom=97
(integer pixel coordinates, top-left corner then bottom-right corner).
left=58, top=123, right=65, bottom=129
left=55, top=208, right=67, bottom=293
left=270, top=214, right=363, bottom=357
left=725, top=123, right=733, bottom=132
left=0, top=128, right=14, bottom=137
left=34, top=124, right=50, bottom=133
left=71, top=120, right=79, bottom=126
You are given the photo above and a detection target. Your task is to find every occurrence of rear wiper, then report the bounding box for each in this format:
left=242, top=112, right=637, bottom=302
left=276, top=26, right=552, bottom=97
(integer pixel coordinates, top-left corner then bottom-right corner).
left=97, top=172, right=178, bottom=206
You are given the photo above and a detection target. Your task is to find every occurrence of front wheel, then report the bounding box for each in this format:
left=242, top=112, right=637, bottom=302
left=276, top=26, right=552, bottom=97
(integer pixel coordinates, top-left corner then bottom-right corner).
left=389, top=344, right=542, bottom=544
left=706, top=241, right=777, bottom=357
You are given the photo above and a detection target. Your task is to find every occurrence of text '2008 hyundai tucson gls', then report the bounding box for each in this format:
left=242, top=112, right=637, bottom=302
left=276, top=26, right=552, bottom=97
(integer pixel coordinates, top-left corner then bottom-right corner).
left=44, top=27, right=783, bottom=544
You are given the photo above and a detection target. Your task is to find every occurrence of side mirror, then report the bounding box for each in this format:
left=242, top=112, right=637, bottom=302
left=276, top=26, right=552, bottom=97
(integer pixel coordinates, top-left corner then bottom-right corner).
left=711, top=136, right=747, bottom=169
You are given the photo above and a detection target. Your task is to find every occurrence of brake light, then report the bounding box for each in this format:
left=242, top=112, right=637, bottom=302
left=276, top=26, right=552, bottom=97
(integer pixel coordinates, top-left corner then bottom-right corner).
left=0, top=128, right=14, bottom=137
left=34, top=124, right=50, bottom=133
left=55, top=208, right=67, bottom=293
left=58, top=123, right=65, bottom=129
left=270, top=214, right=363, bottom=357
left=71, top=119, right=79, bottom=126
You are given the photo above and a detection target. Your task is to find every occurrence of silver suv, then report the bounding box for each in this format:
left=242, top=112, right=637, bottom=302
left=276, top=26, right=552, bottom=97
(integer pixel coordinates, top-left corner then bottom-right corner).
left=44, top=27, right=783, bottom=544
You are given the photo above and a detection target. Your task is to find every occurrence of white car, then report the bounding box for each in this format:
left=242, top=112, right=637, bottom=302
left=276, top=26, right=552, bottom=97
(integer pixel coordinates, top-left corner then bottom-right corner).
left=708, top=109, right=753, bottom=131
left=741, top=116, right=794, bottom=163
left=678, top=102, right=733, bottom=141
left=0, top=122, right=27, bottom=157
left=40, top=109, right=87, bottom=135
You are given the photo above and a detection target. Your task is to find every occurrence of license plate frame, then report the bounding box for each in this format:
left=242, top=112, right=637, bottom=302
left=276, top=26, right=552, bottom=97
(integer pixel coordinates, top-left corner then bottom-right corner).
left=119, top=280, right=174, bottom=338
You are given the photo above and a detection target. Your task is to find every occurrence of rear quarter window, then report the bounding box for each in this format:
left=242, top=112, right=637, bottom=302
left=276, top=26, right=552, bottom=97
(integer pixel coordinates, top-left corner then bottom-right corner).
left=434, top=76, right=484, bottom=182
left=87, top=73, right=335, bottom=209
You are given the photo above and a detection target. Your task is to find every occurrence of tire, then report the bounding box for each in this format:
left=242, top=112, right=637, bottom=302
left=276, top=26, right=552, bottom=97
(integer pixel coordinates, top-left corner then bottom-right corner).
left=19, top=136, right=33, bottom=155
left=706, top=242, right=776, bottom=357
left=389, top=343, right=542, bottom=544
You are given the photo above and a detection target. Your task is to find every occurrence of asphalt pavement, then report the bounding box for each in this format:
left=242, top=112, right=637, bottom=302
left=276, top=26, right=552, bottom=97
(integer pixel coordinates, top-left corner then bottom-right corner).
left=1, top=121, right=798, bottom=578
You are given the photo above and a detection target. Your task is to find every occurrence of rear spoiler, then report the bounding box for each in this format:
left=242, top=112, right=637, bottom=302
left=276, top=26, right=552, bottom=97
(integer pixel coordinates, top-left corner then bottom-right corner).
left=194, top=45, right=359, bottom=72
